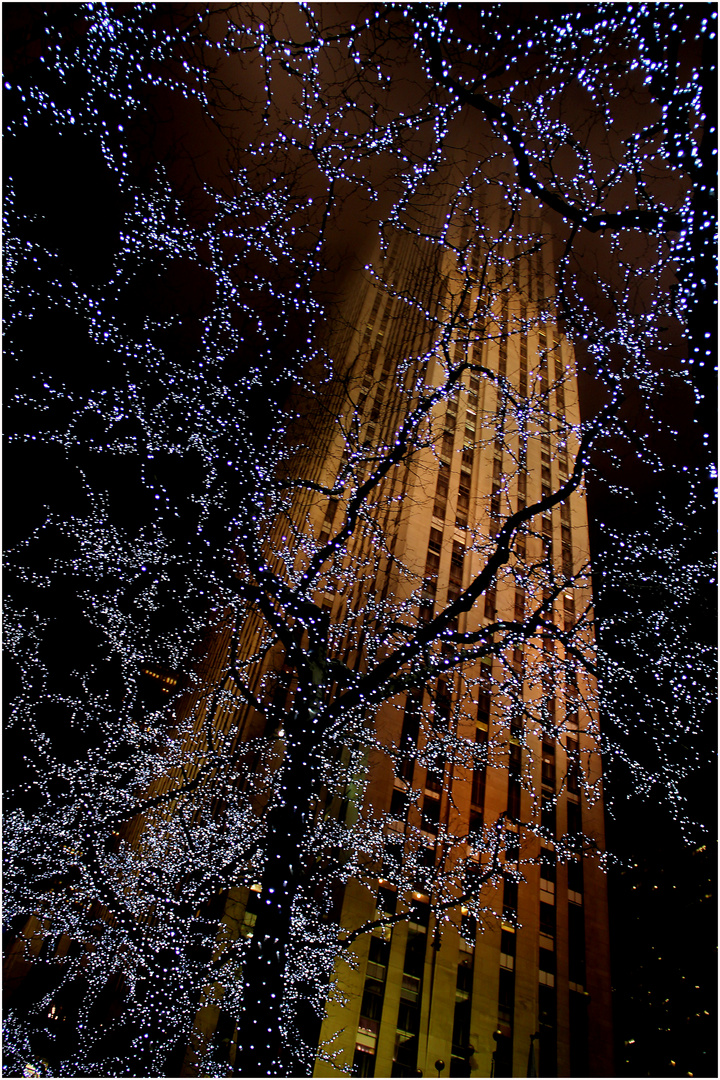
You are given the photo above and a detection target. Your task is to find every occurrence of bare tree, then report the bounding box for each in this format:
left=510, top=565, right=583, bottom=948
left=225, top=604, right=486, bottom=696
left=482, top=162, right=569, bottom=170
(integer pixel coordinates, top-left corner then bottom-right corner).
left=3, top=5, right=713, bottom=1078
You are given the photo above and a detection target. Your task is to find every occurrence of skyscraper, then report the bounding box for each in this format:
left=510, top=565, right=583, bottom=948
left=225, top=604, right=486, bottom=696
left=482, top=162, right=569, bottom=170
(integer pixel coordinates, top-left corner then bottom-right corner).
left=310, top=226, right=610, bottom=1079
left=180, top=205, right=613, bottom=1078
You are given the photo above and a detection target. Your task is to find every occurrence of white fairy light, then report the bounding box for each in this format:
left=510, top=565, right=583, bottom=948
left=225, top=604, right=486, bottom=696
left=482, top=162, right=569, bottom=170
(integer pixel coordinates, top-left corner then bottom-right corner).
left=3, top=4, right=713, bottom=1077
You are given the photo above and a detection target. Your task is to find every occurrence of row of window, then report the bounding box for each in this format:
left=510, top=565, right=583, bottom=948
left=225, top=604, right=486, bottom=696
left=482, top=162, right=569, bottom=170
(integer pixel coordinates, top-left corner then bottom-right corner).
left=350, top=848, right=586, bottom=1078
left=439, top=442, right=569, bottom=562
left=353, top=893, right=432, bottom=1077
left=469, top=656, right=585, bottom=824
left=495, top=847, right=586, bottom=1075
left=433, top=379, right=478, bottom=529
left=353, top=932, right=390, bottom=1077
left=494, top=298, right=567, bottom=409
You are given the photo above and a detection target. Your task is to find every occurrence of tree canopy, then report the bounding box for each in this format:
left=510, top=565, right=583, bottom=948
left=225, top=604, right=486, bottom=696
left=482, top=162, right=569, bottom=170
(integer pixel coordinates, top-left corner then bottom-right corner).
left=3, top=5, right=715, bottom=1077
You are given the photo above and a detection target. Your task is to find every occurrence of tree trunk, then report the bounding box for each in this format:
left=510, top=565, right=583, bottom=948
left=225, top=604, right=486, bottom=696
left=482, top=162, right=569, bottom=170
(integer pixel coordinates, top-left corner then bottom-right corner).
left=233, top=713, right=322, bottom=1077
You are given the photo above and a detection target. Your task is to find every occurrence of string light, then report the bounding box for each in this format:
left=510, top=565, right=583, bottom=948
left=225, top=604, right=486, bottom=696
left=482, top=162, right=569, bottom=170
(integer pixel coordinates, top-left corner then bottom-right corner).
left=3, top=5, right=713, bottom=1077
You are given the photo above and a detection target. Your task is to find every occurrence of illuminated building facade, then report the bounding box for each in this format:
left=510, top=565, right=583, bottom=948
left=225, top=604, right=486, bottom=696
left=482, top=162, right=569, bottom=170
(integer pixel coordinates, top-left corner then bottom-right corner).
left=182, top=212, right=613, bottom=1078
left=306, top=226, right=611, bottom=1079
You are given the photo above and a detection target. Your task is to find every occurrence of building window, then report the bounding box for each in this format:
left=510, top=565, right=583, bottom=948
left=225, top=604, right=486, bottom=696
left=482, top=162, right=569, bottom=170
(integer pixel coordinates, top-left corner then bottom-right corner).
left=421, top=794, right=440, bottom=835
left=418, top=844, right=435, bottom=869
left=498, top=339, right=508, bottom=377
left=484, top=588, right=496, bottom=621
left=493, top=1030, right=513, bottom=1078
left=239, top=887, right=260, bottom=939
left=566, top=734, right=580, bottom=794
left=568, top=858, right=584, bottom=899
left=562, top=542, right=573, bottom=577
left=452, top=957, right=473, bottom=1052
left=563, top=591, right=576, bottom=630
left=567, top=801, right=582, bottom=837
left=500, top=926, right=515, bottom=969
left=539, top=901, right=555, bottom=940
left=367, top=934, right=390, bottom=979
left=398, top=694, right=421, bottom=780
left=425, top=533, right=442, bottom=565
left=383, top=837, right=403, bottom=873
left=424, top=550, right=440, bottom=576
left=460, top=908, right=477, bottom=949
left=408, top=900, right=430, bottom=931
left=390, top=785, right=408, bottom=822
left=539, top=946, right=555, bottom=985
left=568, top=903, right=586, bottom=986
left=396, top=1000, right=419, bottom=1036
left=360, top=985, right=384, bottom=1022
left=139, top=665, right=179, bottom=695
left=391, top=928, right=425, bottom=1075
left=435, top=680, right=452, bottom=728
left=428, top=527, right=442, bottom=553
left=507, top=777, right=521, bottom=822
left=541, top=797, right=556, bottom=838
left=377, top=885, right=397, bottom=916
left=497, top=967, right=515, bottom=1025
left=449, top=541, right=465, bottom=588
left=541, top=741, right=555, bottom=791
left=519, top=355, right=528, bottom=397
left=425, top=764, right=443, bottom=793
left=353, top=1046, right=376, bottom=1077
left=538, top=982, right=557, bottom=1077
left=502, top=876, right=518, bottom=921
left=540, top=851, right=556, bottom=899
left=477, top=662, right=492, bottom=725
left=433, top=465, right=449, bottom=519
left=456, top=481, right=470, bottom=527
left=471, top=753, right=486, bottom=811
